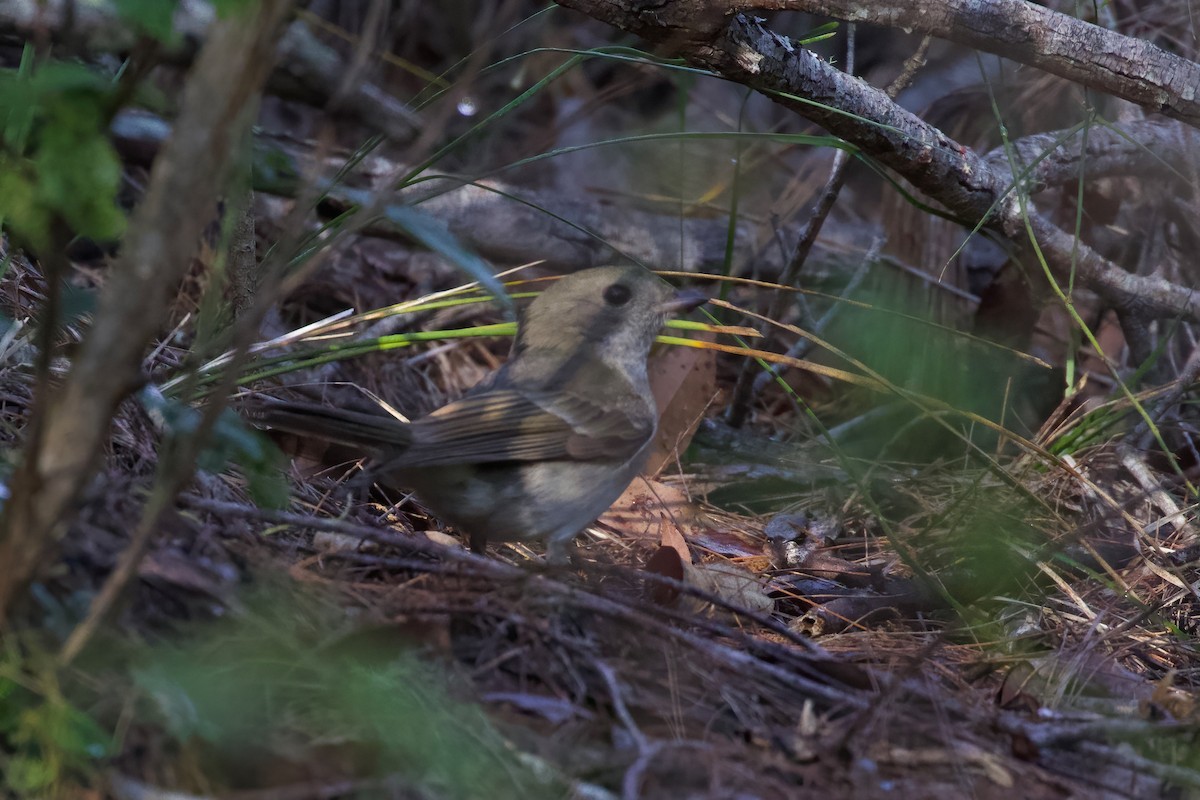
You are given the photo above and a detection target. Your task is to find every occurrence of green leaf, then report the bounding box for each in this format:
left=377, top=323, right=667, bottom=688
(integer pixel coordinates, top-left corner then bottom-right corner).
left=35, top=98, right=126, bottom=241
left=113, top=0, right=181, bottom=43
left=0, top=692, right=111, bottom=793
left=137, top=390, right=289, bottom=509
left=211, top=0, right=258, bottom=17
left=131, top=589, right=558, bottom=799
left=211, top=408, right=289, bottom=509
left=243, top=458, right=290, bottom=509
left=24, top=62, right=110, bottom=95
left=0, top=162, right=52, bottom=248
left=0, top=50, right=37, bottom=149
left=800, top=20, right=840, bottom=45
left=0, top=63, right=108, bottom=129
left=42, top=700, right=112, bottom=760
left=0, top=62, right=125, bottom=244
left=0, top=677, right=23, bottom=734
left=4, top=755, right=56, bottom=793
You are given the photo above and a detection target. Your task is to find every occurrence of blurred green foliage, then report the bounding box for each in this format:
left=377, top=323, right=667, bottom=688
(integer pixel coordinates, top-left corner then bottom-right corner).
left=3, top=582, right=555, bottom=798
left=114, top=0, right=181, bottom=43
left=114, top=0, right=258, bottom=42
left=0, top=657, right=112, bottom=796
left=0, top=58, right=125, bottom=249
left=139, top=387, right=290, bottom=508
left=826, top=272, right=1055, bottom=460
left=130, top=585, right=554, bottom=799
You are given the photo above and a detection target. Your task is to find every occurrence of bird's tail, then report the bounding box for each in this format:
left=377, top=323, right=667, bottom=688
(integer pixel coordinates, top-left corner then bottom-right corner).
left=245, top=399, right=413, bottom=451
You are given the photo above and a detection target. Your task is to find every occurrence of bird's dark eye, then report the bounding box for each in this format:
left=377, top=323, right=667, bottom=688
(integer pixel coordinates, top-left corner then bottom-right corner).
left=603, top=283, right=632, bottom=306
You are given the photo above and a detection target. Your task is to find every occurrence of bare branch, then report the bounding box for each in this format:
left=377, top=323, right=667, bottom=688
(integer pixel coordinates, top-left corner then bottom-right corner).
left=742, top=0, right=1200, bottom=129
left=981, top=119, right=1195, bottom=189
left=554, top=3, right=1200, bottom=323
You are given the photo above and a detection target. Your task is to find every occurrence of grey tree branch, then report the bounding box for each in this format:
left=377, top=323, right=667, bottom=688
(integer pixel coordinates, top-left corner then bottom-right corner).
left=676, top=0, right=1200, bottom=128
left=741, top=0, right=1200, bottom=129
left=0, top=0, right=294, bottom=624
left=981, top=119, right=1195, bottom=190
left=553, top=2, right=1200, bottom=324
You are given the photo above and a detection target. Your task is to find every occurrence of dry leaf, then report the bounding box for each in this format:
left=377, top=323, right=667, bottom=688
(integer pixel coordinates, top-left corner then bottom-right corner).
left=739, top=555, right=772, bottom=573
left=424, top=529, right=463, bottom=550
left=682, top=559, right=774, bottom=615
left=645, top=335, right=717, bottom=475
left=601, top=478, right=700, bottom=541
left=793, top=699, right=822, bottom=762
left=658, top=512, right=691, bottom=564
left=313, top=531, right=375, bottom=553
left=644, top=545, right=685, bottom=605
left=1146, top=671, right=1199, bottom=720
left=996, top=661, right=1040, bottom=712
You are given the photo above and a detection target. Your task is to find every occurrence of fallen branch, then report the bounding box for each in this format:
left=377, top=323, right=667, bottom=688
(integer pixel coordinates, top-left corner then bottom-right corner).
left=553, top=2, right=1200, bottom=325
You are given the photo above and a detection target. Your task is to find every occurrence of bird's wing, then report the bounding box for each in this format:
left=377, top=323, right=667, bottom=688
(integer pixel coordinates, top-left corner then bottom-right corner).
left=397, top=387, right=653, bottom=467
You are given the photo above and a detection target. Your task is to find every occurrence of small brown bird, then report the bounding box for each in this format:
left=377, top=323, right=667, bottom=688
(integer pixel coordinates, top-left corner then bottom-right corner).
left=252, top=266, right=707, bottom=563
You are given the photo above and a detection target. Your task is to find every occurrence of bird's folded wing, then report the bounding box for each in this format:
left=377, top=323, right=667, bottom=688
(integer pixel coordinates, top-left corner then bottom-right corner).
left=399, top=388, right=652, bottom=467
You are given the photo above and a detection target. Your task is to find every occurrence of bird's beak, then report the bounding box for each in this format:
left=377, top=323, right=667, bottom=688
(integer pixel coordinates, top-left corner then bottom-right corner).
left=660, top=287, right=708, bottom=314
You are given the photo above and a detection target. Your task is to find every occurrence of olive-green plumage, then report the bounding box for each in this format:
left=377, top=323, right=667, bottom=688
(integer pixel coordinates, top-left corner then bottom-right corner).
left=252, top=266, right=706, bottom=563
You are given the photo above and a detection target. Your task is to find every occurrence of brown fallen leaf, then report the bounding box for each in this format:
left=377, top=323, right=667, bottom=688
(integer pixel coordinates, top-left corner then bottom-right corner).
left=644, top=545, right=686, bottom=606
left=1145, top=670, right=1198, bottom=721
left=645, top=334, right=717, bottom=476
left=643, top=511, right=692, bottom=605
left=681, top=559, right=774, bottom=615
left=658, top=512, right=691, bottom=563
left=601, top=478, right=701, bottom=542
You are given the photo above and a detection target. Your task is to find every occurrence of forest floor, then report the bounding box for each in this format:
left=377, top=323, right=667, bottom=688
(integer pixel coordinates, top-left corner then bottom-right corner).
left=12, top=283, right=1198, bottom=800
